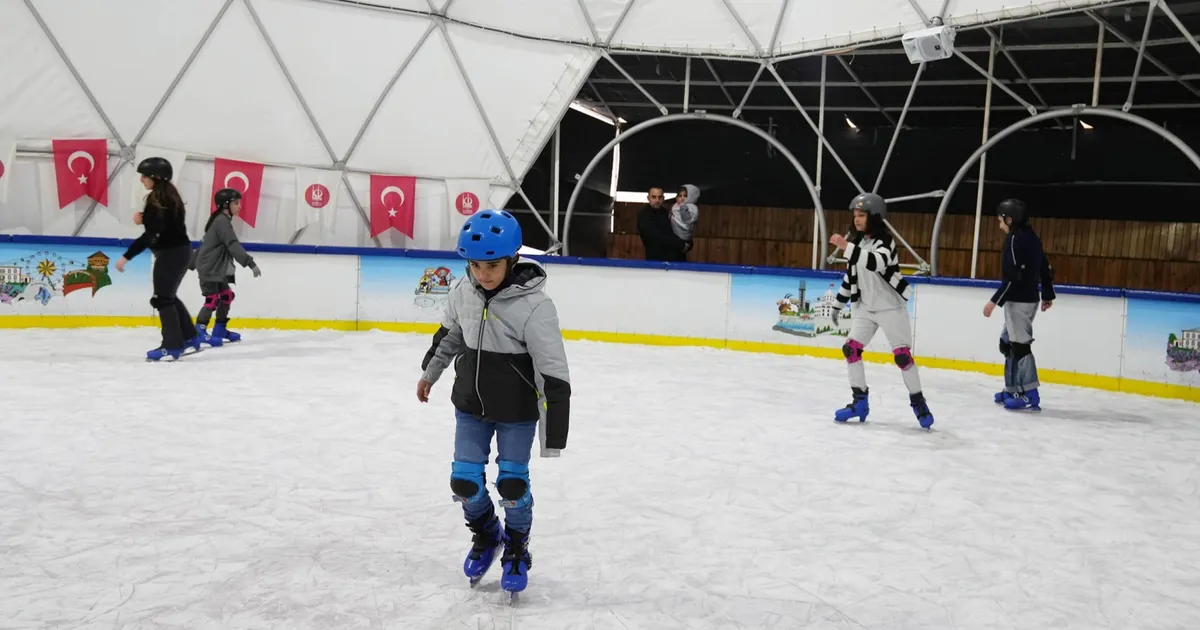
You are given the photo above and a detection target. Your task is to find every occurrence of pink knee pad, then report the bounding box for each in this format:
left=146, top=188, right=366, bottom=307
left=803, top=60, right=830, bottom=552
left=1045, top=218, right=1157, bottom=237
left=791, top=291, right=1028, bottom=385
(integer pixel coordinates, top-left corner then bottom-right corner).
left=203, top=293, right=220, bottom=309
left=219, top=288, right=235, bottom=305
left=842, top=339, right=865, bottom=364
left=893, top=346, right=916, bottom=370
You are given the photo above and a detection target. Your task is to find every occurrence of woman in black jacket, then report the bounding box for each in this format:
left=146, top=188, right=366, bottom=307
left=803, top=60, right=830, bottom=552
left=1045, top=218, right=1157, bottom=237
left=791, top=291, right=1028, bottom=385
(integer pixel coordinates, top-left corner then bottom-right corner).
left=115, top=157, right=200, bottom=361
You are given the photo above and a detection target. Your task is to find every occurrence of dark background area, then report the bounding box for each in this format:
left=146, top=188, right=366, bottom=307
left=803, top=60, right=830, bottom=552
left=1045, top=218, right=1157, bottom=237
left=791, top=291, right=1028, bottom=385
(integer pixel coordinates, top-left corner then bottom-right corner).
left=505, top=2, right=1200, bottom=255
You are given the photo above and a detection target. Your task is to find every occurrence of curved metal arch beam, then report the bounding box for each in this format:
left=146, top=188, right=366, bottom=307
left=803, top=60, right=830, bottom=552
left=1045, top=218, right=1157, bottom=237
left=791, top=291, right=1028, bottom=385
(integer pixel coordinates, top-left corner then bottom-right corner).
left=929, top=106, right=1200, bottom=275
left=562, top=112, right=829, bottom=268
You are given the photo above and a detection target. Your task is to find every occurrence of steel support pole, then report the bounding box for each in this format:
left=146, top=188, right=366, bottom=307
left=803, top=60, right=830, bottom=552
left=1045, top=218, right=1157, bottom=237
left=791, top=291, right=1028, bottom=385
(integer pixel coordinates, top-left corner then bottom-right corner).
left=813, top=55, right=826, bottom=269
left=886, top=190, right=944, bottom=204
left=73, top=158, right=130, bottom=237
left=604, top=0, right=637, bottom=46
left=1087, top=10, right=1200, bottom=100
left=767, top=0, right=791, bottom=56
left=562, top=113, right=828, bottom=267
left=836, top=56, right=898, bottom=127
left=702, top=59, right=738, bottom=108
left=873, top=62, right=925, bottom=193
left=552, top=124, right=561, bottom=239
left=1156, top=1, right=1200, bottom=58
left=1093, top=23, right=1105, bottom=106
left=603, top=52, right=669, bottom=116
left=733, top=63, right=765, bottom=119
left=1124, top=0, right=1159, bottom=112
left=970, top=37, right=997, bottom=279
left=341, top=170, right=382, bottom=248
left=768, top=64, right=864, bottom=193
left=954, top=49, right=1038, bottom=115
left=930, top=107, right=1200, bottom=275
left=683, top=57, right=692, bottom=113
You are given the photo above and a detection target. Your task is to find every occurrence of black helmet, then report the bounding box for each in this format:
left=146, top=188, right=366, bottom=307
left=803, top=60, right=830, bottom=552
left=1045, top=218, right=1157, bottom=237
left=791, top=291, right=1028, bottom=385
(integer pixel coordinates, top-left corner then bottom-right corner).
left=849, top=192, right=887, bottom=219
left=997, top=198, right=1028, bottom=225
left=214, top=188, right=242, bottom=211
left=137, top=156, right=172, bottom=182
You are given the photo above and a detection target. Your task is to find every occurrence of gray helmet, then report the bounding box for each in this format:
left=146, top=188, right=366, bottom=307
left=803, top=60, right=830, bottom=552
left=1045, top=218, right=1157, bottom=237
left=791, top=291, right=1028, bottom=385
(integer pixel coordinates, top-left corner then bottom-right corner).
left=997, top=198, right=1028, bottom=225
left=849, top=192, right=887, bottom=218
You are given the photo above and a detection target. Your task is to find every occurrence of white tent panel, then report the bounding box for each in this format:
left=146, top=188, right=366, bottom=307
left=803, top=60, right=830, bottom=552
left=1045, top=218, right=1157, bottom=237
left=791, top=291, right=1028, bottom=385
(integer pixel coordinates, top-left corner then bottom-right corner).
left=252, top=0, right=431, bottom=161
left=140, top=0, right=329, bottom=166
left=447, top=25, right=597, bottom=182
left=28, top=0, right=226, bottom=145
left=728, top=0, right=787, bottom=54
left=582, top=0, right=634, bottom=45
left=610, top=0, right=756, bottom=55
left=941, top=0, right=1110, bottom=28
left=447, top=0, right=595, bottom=43
left=346, top=27, right=501, bottom=179
left=0, top=1, right=108, bottom=140
left=775, top=0, right=923, bottom=55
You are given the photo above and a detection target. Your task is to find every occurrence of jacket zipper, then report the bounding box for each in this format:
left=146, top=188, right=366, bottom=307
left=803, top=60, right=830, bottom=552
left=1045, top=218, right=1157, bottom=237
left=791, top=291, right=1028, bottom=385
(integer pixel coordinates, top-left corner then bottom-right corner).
left=474, top=299, right=489, bottom=417
left=508, top=362, right=542, bottom=400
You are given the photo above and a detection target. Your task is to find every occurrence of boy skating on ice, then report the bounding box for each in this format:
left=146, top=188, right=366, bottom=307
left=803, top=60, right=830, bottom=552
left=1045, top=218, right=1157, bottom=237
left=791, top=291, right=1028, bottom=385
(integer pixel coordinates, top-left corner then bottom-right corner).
left=416, top=210, right=571, bottom=599
left=828, top=192, right=934, bottom=429
left=984, top=199, right=1055, bottom=411
left=190, top=188, right=261, bottom=346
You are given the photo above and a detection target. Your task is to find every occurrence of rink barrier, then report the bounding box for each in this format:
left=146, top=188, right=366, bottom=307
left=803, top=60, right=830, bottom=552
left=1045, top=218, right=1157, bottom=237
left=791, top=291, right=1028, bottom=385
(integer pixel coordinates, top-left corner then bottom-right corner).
left=1, top=234, right=1197, bottom=403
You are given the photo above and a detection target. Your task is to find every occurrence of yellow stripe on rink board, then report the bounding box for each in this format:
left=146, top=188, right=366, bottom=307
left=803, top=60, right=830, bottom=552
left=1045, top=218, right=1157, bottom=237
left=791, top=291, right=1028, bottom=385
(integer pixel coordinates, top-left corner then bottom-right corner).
left=2, top=315, right=1196, bottom=403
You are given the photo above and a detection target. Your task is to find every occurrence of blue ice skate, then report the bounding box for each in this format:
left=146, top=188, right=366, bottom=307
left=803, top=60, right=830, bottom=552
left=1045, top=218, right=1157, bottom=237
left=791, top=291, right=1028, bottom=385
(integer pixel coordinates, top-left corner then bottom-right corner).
left=197, top=323, right=223, bottom=347
left=994, top=391, right=1012, bottom=405
left=834, top=387, right=869, bottom=423
left=1004, top=388, right=1041, bottom=411
left=187, top=333, right=202, bottom=352
left=212, top=323, right=241, bottom=343
left=146, top=347, right=182, bottom=361
left=464, top=513, right=502, bottom=587
left=500, top=527, right=532, bottom=602
left=910, top=392, right=934, bottom=429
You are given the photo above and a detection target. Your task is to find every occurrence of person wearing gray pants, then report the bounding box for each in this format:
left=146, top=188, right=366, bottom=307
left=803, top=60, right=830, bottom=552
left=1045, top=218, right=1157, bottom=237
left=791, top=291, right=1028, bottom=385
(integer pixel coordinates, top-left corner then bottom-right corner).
left=984, top=199, right=1056, bottom=411
left=829, top=192, right=934, bottom=429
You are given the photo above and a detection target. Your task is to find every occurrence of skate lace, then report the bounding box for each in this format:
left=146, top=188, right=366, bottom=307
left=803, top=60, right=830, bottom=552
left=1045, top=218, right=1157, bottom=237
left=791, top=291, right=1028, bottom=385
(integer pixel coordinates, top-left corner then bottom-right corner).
left=501, top=538, right=531, bottom=573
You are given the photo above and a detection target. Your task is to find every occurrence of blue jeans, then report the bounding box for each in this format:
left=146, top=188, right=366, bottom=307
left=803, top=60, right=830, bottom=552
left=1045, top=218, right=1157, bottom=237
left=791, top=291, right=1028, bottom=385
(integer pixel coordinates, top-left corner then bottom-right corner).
left=453, top=409, right=537, bottom=532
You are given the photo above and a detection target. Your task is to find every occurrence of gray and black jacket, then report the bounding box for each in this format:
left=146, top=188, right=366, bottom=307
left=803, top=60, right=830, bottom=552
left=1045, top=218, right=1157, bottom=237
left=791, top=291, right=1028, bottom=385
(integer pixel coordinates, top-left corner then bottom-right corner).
left=421, top=259, right=572, bottom=450
left=190, top=211, right=255, bottom=283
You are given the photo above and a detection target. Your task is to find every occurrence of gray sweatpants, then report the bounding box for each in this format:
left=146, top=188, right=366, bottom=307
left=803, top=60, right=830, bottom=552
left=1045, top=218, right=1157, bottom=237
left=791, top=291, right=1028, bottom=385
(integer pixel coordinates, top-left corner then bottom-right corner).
left=1000, top=301, right=1040, bottom=392
left=847, top=306, right=922, bottom=395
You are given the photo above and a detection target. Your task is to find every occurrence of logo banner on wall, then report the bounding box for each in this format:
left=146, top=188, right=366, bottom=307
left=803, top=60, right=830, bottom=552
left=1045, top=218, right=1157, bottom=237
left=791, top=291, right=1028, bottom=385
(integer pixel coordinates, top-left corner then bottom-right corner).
left=0, top=136, right=14, bottom=204
left=130, top=145, right=187, bottom=212
left=294, top=167, right=342, bottom=232
left=369, top=174, right=415, bottom=238
left=444, top=179, right=489, bottom=248
left=211, top=157, right=265, bottom=228
left=52, top=139, right=109, bottom=208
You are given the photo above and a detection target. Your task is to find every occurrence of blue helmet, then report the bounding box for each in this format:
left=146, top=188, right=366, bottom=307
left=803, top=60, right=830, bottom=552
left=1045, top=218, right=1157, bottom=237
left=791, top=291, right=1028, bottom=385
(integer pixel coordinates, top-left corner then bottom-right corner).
left=457, top=209, right=523, bottom=260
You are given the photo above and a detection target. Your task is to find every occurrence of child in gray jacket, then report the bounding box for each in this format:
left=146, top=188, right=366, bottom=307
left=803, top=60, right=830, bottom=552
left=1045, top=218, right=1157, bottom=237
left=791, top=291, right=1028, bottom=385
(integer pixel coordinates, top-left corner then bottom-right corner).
left=190, top=188, right=261, bottom=345
left=671, top=184, right=700, bottom=253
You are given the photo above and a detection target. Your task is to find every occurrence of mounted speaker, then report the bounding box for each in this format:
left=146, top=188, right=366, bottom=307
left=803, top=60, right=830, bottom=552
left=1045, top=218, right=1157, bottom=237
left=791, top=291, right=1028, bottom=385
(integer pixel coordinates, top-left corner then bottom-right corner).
left=902, top=25, right=956, bottom=64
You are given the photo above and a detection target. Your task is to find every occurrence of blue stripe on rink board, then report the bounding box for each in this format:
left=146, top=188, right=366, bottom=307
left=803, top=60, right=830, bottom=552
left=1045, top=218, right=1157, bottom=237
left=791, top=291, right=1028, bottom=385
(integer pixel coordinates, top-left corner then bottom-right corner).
left=1, top=233, right=1194, bottom=301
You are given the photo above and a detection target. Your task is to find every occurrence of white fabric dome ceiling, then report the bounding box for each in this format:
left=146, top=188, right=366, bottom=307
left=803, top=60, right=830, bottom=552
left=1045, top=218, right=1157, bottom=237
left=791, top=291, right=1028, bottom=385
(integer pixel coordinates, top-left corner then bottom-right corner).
left=0, top=0, right=1114, bottom=248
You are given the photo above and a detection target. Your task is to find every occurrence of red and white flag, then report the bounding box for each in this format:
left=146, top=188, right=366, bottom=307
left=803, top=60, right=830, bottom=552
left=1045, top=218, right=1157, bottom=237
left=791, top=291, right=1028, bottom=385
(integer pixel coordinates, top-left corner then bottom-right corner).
left=369, top=173, right=415, bottom=238
left=444, top=179, right=490, bottom=248
left=130, top=144, right=187, bottom=211
left=52, top=139, right=108, bottom=208
left=211, top=157, right=265, bottom=227
left=0, top=135, right=14, bottom=205
left=294, top=167, right=341, bottom=232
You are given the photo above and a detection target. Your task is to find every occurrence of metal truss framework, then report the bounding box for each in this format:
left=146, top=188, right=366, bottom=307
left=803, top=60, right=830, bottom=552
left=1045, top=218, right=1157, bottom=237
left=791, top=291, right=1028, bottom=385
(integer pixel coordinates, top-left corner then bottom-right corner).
left=565, top=0, right=1200, bottom=277
left=20, top=0, right=1196, bottom=265
left=561, top=112, right=830, bottom=267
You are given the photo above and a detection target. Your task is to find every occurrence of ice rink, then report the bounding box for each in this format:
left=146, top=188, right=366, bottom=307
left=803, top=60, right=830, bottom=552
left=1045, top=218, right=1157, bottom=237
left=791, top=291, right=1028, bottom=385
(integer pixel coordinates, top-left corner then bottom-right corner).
left=2, top=328, right=1199, bottom=629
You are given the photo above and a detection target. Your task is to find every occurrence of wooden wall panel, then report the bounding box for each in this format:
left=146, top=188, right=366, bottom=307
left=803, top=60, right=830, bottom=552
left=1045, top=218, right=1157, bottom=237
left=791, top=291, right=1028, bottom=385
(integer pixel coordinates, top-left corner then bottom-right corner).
left=607, top=203, right=1200, bottom=293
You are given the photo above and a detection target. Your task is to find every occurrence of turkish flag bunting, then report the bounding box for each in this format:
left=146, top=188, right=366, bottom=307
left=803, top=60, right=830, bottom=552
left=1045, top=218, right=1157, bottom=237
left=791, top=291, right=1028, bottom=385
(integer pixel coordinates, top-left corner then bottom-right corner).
left=369, top=174, right=415, bottom=238
left=52, top=139, right=108, bottom=208
left=211, top=157, right=265, bottom=227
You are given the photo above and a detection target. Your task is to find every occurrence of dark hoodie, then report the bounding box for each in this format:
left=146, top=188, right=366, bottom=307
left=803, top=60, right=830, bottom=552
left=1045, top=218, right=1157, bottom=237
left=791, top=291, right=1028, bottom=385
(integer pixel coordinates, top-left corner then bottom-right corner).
left=637, top=203, right=687, bottom=262
left=991, top=225, right=1056, bottom=306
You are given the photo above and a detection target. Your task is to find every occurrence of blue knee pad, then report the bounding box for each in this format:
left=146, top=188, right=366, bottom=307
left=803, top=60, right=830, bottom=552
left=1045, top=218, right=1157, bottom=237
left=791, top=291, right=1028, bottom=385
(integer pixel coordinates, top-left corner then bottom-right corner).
left=495, top=460, right=532, bottom=509
left=450, top=461, right=487, bottom=504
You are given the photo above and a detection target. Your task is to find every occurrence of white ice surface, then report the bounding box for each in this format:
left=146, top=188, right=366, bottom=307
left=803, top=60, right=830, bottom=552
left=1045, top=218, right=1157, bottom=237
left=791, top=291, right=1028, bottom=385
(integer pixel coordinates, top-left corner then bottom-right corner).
left=2, top=328, right=1199, bottom=629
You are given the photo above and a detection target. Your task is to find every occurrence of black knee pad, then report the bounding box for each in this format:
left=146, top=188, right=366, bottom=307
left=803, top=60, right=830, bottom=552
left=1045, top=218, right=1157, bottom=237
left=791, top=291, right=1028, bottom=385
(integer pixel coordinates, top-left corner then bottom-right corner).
left=999, top=339, right=1011, bottom=357
left=149, top=295, right=176, bottom=309
left=842, top=342, right=863, bottom=359
left=497, top=478, right=528, bottom=501
left=450, top=478, right=481, bottom=500
left=1011, top=341, right=1033, bottom=359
